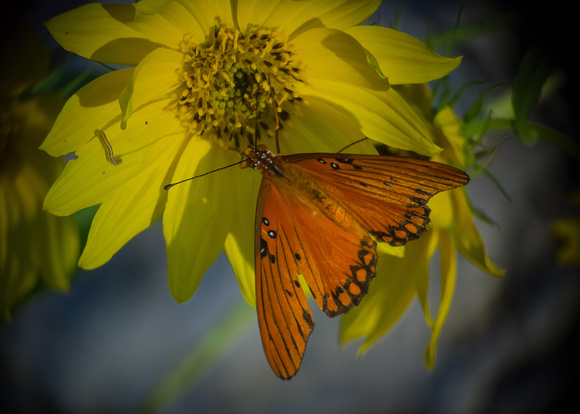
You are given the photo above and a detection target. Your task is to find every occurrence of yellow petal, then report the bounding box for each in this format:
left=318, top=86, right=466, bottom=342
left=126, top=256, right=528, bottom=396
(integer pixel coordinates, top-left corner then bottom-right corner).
left=133, top=0, right=173, bottom=14
left=238, top=0, right=380, bottom=36
left=1, top=92, right=79, bottom=320
left=552, top=216, right=580, bottom=267
left=340, top=240, right=426, bottom=353
left=280, top=97, right=366, bottom=154
left=432, top=105, right=467, bottom=165
left=35, top=211, right=80, bottom=290
left=176, top=0, right=233, bottom=36
left=377, top=243, right=405, bottom=258
left=347, top=26, right=462, bottom=84
left=2, top=172, right=79, bottom=318
left=428, top=191, right=455, bottom=229
left=45, top=3, right=165, bottom=65
left=125, top=0, right=203, bottom=48
left=164, top=139, right=240, bottom=303
left=299, top=80, right=441, bottom=156
left=41, top=69, right=133, bottom=157
left=413, top=231, right=440, bottom=329
left=78, top=134, right=185, bottom=269
left=451, top=190, right=505, bottom=276
left=224, top=173, right=261, bottom=306
left=43, top=99, right=182, bottom=215
left=424, top=230, right=456, bottom=369
left=304, top=0, right=381, bottom=31
left=134, top=0, right=229, bottom=43
left=120, top=47, right=183, bottom=128
left=293, top=28, right=389, bottom=92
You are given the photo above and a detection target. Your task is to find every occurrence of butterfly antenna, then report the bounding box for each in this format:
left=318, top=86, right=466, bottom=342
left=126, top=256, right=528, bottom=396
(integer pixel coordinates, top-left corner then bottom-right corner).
left=337, top=137, right=370, bottom=153
left=164, top=158, right=247, bottom=190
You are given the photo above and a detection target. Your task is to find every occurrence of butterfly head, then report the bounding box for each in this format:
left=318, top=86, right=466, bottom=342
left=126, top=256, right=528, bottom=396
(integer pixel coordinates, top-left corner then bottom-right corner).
left=243, top=145, right=278, bottom=174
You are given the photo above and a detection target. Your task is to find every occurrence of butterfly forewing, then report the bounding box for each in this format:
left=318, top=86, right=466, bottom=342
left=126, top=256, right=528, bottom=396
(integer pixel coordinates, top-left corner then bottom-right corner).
left=286, top=154, right=469, bottom=245
left=256, top=180, right=315, bottom=379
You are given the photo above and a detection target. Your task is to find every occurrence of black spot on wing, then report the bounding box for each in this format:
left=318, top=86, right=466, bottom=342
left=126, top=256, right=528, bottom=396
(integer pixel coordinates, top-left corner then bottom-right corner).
left=334, top=157, right=363, bottom=170
left=260, top=237, right=276, bottom=263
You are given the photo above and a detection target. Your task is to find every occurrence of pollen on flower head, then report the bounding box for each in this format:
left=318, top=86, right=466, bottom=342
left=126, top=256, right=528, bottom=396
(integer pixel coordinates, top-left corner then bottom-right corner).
left=177, top=24, right=304, bottom=150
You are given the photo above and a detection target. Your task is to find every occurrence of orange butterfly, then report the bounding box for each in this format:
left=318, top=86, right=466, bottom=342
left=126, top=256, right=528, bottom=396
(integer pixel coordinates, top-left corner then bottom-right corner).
left=242, top=145, right=469, bottom=379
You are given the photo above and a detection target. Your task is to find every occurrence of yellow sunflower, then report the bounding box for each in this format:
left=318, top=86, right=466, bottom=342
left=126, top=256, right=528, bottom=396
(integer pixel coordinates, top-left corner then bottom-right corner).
left=41, top=0, right=460, bottom=307
left=1, top=25, right=80, bottom=321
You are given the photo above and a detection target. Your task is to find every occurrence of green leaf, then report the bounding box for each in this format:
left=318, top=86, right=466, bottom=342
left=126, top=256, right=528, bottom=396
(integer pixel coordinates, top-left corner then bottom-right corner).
left=427, top=13, right=515, bottom=49
left=481, top=167, right=512, bottom=203
left=512, top=48, right=555, bottom=143
left=527, top=121, right=580, bottom=160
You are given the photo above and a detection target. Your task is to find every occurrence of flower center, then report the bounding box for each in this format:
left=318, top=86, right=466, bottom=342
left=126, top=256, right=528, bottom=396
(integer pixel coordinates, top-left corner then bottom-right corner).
left=177, top=24, right=304, bottom=150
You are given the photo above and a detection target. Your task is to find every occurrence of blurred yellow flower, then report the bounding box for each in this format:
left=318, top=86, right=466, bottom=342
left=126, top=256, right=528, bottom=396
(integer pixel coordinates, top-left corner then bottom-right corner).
left=41, top=0, right=460, bottom=306
left=1, top=26, right=80, bottom=321
left=340, top=84, right=504, bottom=368
left=552, top=192, right=580, bottom=268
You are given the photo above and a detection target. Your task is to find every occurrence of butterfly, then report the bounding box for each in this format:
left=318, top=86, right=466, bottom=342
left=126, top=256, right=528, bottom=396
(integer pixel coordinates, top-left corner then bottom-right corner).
left=242, top=144, right=469, bottom=379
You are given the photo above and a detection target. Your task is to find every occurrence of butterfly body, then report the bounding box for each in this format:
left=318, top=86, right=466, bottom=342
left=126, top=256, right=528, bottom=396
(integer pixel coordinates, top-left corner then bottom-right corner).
left=243, top=145, right=469, bottom=379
